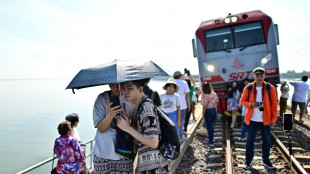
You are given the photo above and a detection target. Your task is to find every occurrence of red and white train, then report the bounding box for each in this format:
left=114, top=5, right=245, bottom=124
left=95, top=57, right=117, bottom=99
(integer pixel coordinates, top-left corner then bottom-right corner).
left=193, top=10, right=280, bottom=112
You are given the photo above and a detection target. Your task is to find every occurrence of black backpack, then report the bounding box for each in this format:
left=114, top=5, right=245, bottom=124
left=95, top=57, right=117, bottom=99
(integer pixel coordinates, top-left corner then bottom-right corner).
left=138, top=97, right=180, bottom=160
left=247, top=82, right=271, bottom=101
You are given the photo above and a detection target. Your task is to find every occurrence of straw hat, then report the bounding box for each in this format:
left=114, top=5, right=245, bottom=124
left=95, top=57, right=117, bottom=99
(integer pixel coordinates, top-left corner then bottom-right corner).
left=163, top=78, right=179, bottom=92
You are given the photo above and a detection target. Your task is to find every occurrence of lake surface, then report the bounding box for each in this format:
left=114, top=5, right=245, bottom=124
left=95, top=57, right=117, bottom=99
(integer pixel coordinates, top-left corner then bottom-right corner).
left=0, top=78, right=307, bottom=173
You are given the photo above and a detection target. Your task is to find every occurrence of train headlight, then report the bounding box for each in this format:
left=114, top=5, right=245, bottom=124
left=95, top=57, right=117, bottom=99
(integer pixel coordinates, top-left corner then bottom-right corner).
left=207, top=65, right=215, bottom=72
left=224, top=18, right=231, bottom=24
left=261, top=58, right=268, bottom=64
left=231, top=16, right=238, bottom=22
left=261, top=53, right=272, bottom=66
left=224, top=16, right=238, bottom=23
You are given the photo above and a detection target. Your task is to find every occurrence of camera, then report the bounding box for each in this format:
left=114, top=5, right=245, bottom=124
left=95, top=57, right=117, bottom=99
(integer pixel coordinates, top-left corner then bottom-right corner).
left=257, top=102, right=264, bottom=111
left=184, top=68, right=191, bottom=76
left=283, top=113, right=293, bottom=131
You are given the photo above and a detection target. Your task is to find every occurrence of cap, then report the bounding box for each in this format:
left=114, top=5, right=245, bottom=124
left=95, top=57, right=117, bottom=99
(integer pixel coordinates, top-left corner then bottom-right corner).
left=253, top=67, right=265, bottom=75
left=173, top=71, right=182, bottom=77
left=163, top=78, right=179, bottom=92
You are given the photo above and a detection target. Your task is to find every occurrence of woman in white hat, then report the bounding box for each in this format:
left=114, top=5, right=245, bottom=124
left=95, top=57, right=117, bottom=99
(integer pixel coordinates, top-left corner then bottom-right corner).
left=160, top=78, right=181, bottom=134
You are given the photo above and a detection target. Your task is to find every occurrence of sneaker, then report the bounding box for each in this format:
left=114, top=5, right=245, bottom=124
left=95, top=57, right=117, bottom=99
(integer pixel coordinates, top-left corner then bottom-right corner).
left=230, top=123, right=234, bottom=129
left=243, top=163, right=250, bottom=170
left=207, top=141, right=214, bottom=147
left=262, top=161, right=276, bottom=169
left=183, top=131, right=192, bottom=135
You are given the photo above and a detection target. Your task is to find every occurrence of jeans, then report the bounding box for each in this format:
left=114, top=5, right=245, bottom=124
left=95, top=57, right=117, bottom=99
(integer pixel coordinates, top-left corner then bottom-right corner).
left=240, top=115, right=247, bottom=138
left=167, top=111, right=179, bottom=135
left=178, top=109, right=186, bottom=138
left=246, top=121, right=271, bottom=165
left=204, top=108, right=216, bottom=143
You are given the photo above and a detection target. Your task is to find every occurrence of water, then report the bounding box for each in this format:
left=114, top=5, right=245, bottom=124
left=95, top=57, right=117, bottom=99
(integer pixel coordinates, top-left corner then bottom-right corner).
left=0, top=78, right=168, bottom=174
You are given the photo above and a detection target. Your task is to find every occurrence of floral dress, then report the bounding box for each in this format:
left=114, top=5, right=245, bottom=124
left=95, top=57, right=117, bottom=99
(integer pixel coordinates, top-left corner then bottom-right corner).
left=227, top=89, right=240, bottom=111
left=201, top=92, right=218, bottom=109
left=54, top=135, right=86, bottom=174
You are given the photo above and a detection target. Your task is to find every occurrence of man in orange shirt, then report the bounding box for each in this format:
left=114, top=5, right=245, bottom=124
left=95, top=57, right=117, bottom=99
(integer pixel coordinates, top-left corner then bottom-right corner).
left=240, top=67, right=278, bottom=170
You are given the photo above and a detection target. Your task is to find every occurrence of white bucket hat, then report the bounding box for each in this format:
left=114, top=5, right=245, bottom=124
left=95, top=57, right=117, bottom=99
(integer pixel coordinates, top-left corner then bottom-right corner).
left=163, top=78, right=179, bottom=92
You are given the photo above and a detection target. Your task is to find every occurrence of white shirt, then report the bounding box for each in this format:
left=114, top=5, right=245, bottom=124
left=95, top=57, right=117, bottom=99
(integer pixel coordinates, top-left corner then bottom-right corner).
left=92, top=91, right=136, bottom=160
left=72, top=128, right=80, bottom=141
left=175, top=79, right=190, bottom=110
left=242, top=105, right=247, bottom=116
left=251, top=87, right=263, bottom=122
left=290, top=81, right=310, bottom=102
left=160, top=93, right=181, bottom=113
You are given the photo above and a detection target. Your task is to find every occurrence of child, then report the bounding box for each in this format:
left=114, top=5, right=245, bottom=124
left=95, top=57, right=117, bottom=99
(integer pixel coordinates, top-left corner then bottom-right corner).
left=117, top=79, right=170, bottom=174
left=227, top=81, right=240, bottom=128
left=160, top=78, right=181, bottom=134
left=65, top=113, right=81, bottom=141
left=201, top=82, right=218, bottom=147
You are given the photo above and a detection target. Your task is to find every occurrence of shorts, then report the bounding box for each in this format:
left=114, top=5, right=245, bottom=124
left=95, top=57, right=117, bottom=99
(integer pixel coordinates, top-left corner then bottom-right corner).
left=291, top=100, right=306, bottom=113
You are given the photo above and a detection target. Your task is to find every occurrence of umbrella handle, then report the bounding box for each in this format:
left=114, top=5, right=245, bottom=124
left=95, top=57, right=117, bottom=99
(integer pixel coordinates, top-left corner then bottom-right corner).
left=118, top=84, right=124, bottom=111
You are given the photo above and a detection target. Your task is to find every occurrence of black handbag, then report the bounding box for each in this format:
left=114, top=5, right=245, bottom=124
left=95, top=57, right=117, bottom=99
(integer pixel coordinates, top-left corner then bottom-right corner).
left=115, top=122, right=136, bottom=159
left=51, top=167, right=57, bottom=174
left=108, top=92, right=136, bottom=159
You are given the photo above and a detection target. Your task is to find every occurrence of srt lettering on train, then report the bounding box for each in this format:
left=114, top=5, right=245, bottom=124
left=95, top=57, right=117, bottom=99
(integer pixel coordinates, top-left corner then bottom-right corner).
left=229, top=71, right=252, bottom=80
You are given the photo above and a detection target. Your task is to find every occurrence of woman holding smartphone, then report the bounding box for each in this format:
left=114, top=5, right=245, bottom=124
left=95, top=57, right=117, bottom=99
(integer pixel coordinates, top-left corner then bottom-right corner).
left=92, top=83, right=136, bottom=174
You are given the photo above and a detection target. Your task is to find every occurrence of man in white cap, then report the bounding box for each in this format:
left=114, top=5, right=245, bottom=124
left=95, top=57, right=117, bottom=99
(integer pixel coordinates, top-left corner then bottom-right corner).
left=173, top=71, right=191, bottom=139
left=241, top=67, right=277, bottom=170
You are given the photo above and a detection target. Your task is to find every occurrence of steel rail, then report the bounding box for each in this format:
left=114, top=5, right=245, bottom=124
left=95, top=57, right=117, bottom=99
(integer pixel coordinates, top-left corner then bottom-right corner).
left=270, top=131, right=308, bottom=174
left=225, top=121, right=233, bottom=174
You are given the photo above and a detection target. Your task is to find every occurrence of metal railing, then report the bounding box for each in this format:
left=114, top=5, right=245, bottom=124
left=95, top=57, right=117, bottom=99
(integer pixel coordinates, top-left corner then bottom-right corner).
left=17, top=139, right=94, bottom=174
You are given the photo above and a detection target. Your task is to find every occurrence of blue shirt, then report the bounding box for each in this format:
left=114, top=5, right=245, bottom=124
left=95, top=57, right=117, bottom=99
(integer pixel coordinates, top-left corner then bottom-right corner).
left=289, top=81, right=310, bottom=103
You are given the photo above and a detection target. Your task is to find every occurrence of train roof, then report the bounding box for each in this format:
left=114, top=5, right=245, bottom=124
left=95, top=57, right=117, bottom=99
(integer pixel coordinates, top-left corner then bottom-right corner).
left=196, top=10, right=272, bottom=34
left=195, top=10, right=273, bottom=53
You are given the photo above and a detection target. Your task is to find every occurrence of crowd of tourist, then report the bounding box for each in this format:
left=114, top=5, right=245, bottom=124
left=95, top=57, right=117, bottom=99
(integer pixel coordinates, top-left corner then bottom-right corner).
left=52, top=66, right=310, bottom=173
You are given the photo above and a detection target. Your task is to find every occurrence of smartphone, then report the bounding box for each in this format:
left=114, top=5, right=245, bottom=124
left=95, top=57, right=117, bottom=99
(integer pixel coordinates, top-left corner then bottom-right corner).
left=283, top=113, right=293, bottom=131
left=110, top=96, right=120, bottom=108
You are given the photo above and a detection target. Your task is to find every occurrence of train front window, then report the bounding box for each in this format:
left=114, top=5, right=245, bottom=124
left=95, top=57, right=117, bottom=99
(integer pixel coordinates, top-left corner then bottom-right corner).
left=234, top=22, right=265, bottom=48
left=205, top=28, right=234, bottom=52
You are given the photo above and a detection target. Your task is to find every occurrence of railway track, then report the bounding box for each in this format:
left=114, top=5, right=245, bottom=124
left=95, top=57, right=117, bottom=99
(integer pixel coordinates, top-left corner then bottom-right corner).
left=174, top=106, right=310, bottom=174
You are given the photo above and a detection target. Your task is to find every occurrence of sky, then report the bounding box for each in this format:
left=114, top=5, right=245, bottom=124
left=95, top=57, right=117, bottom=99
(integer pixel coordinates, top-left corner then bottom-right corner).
left=0, top=0, right=309, bottom=79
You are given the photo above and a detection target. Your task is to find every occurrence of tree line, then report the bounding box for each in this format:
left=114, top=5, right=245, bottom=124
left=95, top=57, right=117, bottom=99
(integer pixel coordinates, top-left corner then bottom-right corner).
left=280, top=70, right=310, bottom=79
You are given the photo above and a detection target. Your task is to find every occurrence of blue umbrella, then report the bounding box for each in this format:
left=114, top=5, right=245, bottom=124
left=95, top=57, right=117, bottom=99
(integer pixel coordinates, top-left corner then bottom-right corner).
left=66, top=59, right=169, bottom=93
